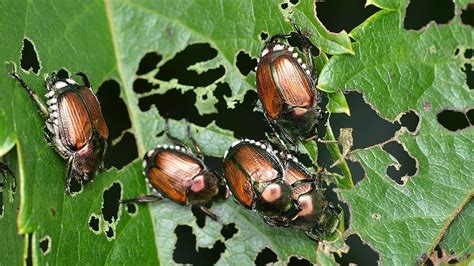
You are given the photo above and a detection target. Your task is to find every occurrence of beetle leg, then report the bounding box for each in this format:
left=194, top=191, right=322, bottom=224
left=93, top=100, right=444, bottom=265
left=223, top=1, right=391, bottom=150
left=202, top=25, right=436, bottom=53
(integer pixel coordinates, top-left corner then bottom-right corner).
left=71, top=72, right=91, bottom=88
left=43, top=123, right=70, bottom=159
left=9, top=71, right=49, bottom=119
left=289, top=19, right=317, bottom=84
left=267, top=33, right=292, bottom=44
left=304, top=230, right=321, bottom=241
left=120, top=194, right=164, bottom=204
left=186, top=123, right=205, bottom=160
left=264, top=113, right=291, bottom=150
left=198, top=206, right=222, bottom=224
left=163, top=119, right=190, bottom=150
left=65, top=158, right=83, bottom=194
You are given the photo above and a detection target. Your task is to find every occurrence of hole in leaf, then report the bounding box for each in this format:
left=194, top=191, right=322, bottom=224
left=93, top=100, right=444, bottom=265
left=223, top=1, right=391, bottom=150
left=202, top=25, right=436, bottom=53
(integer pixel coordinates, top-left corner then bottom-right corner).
left=288, top=256, right=311, bottom=266
left=20, top=38, right=40, bottom=74
left=39, top=236, right=51, bottom=255
left=400, top=110, right=420, bottom=133
left=437, top=110, right=470, bottom=131
left=465, top=48, right=473, bottom=59
left=281, top=3, right=288, bottom=9
left=466, top=109, right=474, bottom=125
left=191, top=205, right=206, bottom=228
left=126, top=203, right=137, bottom=215
left=221, top=223, right=238, bottom=240
left=235, top=51, right=257, bottom=76
left=290, top=0, right=299, bottom=5
left=383, top=141, right=417, bottom=185
left=335, top=234, right=379, bottom=265
left=96, top=80, right=137, bottom=169
left=68, top=177, right=82, bottom=195
left=96, top=80, right=131, bottom=140
left=56, top=68, right=69, bottom=79
left=139, top=88, right=197, bottom=113
left=133, top=78, right=154, bottom=94
left=25, top=234, right=32, bottom=265
left=155, top=43, right=224, bottom=87
left=461, top=4, right=474, bottom=27
left=89, top=215, right=100, bottom=233
left=0, top=159, right=16, bottom=218
left=173, top=225, right=225, bottom=265
left=463, top=64, right=474, bottom=90
left=255, top=247, right=278, bottom=265
left=106, top=226, right=114, bottom=239
left=347, top=160, right=365, bottom=185
left=454, top=48, right=460, bottom=56
left=329, top=92, right=401, bottom=149
left=50, top=208, right=56, bottom=216
left=425, top=245, right=459, bottom=265
left=140, top=85, right=271, bottom=140
left=136, top=52, right=162, bottom=75
left=316, top=0, right=380, bottom=33
left=260, top=32, right=269, bottom=41
left=404, top=0, right=455, bottom=30
left=101, top=182, right=121, bottom=224
left=104, top=132, right=138, bottom=169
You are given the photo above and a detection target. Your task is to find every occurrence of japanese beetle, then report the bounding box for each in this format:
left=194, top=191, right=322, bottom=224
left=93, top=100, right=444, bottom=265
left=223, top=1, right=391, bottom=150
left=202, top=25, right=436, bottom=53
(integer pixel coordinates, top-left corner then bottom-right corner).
left=9, top=71, right=109, bottom=193
left=256, top=23, right=322, bottom=144
left=223, top=139, right=340, bottom=240
left=122, top=137, right=230, bottom=222
left=223, top=139, right=300, bottom=219
left=269, top=153, right=341, bottom=240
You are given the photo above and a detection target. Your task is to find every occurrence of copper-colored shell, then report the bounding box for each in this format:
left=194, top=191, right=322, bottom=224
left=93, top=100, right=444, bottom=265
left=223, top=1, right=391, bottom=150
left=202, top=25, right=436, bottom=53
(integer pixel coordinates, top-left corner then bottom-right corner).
left=57, top=87, right=108, bottom=151
left=78, top=87, right=109, bottom=139
left=223, top=141, right=283, bottom=209
left=146, top=149, right=204, bottom=205
left=256, top=44, right=315, bottom=120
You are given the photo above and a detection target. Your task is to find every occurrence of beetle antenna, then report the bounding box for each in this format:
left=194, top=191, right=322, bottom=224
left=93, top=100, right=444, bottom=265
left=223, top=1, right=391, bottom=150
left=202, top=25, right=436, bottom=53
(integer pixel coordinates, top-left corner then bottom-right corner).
left=9, top=71, right=49, bottom=119
left=72, top=72, right=91, bottom=88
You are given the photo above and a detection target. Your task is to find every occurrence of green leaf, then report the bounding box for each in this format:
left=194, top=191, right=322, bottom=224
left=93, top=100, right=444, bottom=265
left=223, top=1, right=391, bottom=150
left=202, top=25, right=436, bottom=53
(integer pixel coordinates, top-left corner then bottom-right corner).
left=1, top=0, right=347, bottom=264
left=439, top=199, right=473, bottom=260
left=291, top=0, right=354, bottom=55
left=324, top=123, right=354, bottom=190
left=319, top=3, right=474, bottom=265
left=0, top=153, right=23, bottom=265
left=327, top=92, right=351, bottom=115
left=315, top=52, right=351, bottom=114
left=365, top=0, right=403, bottom=11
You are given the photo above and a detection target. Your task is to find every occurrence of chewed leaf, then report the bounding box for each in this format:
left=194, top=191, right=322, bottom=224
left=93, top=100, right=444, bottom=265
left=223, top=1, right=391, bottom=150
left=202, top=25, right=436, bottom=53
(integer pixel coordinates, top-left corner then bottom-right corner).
left=320, top=2, right=474, bottom=264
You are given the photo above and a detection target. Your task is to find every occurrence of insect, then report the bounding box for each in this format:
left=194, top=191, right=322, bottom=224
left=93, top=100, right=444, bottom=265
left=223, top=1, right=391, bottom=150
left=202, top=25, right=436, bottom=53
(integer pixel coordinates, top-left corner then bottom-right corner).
left=9, top=70, right=109, bottom=193
left=122, top=130, right=229, bottom=222
left=255, top=22, right=323, bottom=145
left=223, top=139, right=300, bottom=219
left=223, top=139, right=340, bottom=240
left=268, top=152, right=341, bottom=240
